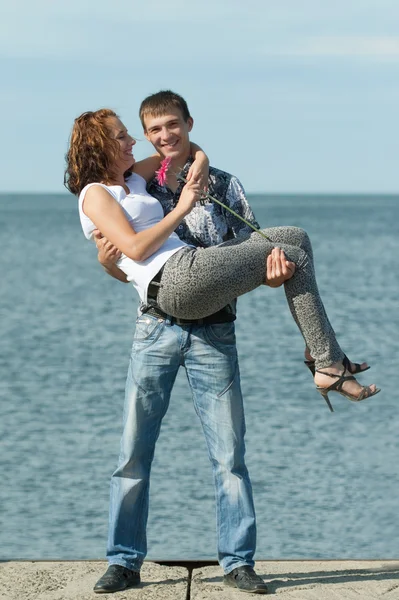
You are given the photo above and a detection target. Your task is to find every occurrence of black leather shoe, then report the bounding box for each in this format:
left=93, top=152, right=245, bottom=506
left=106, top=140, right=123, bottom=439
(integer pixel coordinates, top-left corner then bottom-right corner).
left=93, top=564, right=140, bottom=593
left=224, top=566, right=268, bottom=594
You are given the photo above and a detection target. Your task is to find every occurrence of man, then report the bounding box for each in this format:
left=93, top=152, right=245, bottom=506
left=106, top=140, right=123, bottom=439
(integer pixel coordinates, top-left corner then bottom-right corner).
left=93, top=90, right=294, bottom=595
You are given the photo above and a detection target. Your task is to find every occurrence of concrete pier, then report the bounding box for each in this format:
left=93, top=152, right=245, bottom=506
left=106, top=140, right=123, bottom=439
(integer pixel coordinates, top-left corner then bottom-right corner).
left=1, top=559, right=399, bottom=598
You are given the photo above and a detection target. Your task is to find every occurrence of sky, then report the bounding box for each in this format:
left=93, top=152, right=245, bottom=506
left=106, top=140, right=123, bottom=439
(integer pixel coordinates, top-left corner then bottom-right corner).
left=2, top=0, right=399, bottom=193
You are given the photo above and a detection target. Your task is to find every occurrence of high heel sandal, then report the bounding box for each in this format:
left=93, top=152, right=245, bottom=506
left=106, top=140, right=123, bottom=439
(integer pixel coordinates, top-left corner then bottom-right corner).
left=305, top=354, right=370, bottom=377
left=315, top=369, right=380, bottom=413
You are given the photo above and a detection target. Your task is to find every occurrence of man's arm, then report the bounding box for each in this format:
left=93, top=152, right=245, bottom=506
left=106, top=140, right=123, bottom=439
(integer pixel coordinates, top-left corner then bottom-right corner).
left=93, top=230, right=128, bottom=283
left=101, top=262, right=128, bottom=284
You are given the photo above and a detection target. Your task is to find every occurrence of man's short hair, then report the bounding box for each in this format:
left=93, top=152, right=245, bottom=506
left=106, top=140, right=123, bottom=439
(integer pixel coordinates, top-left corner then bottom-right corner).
left=139, top=90, right=191, bottom=130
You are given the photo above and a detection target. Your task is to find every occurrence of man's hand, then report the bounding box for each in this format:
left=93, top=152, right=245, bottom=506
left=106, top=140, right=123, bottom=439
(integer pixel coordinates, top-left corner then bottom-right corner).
left=93, top=230, right=122, bottom=267
left=93, top=230, right=128, bottom=283
left=265, top=247, right=296, bottom=288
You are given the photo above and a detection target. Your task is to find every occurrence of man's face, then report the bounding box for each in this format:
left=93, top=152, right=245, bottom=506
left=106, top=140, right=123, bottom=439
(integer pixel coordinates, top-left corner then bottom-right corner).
left=143, top=108, right=193, bottom=162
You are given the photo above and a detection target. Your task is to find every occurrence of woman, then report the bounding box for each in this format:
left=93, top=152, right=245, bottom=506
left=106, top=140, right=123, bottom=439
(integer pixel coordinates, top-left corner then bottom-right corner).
left=65, top=109, right=380, bottom=411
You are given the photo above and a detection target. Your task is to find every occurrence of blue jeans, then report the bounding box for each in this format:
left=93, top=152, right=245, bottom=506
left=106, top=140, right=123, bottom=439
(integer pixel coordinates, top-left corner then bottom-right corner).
left=106, top=314, right=256, bottom=574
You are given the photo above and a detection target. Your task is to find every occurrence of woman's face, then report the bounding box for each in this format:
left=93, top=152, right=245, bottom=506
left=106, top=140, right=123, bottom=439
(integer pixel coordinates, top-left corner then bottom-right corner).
left=106, top=116, right=136, bottom=173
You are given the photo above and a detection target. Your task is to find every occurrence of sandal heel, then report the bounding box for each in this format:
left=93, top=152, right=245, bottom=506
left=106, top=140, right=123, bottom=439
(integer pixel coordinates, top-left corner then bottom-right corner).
left=317, top=387, right=334, bottom=412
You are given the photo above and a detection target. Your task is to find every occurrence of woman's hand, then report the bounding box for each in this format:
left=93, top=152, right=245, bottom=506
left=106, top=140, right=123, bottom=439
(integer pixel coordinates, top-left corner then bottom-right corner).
left=177, top=179, right=203, bottom=216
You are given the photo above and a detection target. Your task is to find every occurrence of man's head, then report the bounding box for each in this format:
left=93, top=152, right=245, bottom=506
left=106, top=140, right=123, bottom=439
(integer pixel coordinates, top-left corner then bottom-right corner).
left=139, top=90, right=193, bottom=164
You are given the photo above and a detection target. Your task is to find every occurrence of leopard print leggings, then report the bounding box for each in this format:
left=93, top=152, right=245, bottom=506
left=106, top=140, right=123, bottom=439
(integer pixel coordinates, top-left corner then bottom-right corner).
left=157, top=226, right=344, bottom=369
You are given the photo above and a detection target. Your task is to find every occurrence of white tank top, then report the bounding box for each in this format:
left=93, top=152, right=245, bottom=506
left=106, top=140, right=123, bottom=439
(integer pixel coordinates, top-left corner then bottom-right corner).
left=78, top=173, right=189, bottom=303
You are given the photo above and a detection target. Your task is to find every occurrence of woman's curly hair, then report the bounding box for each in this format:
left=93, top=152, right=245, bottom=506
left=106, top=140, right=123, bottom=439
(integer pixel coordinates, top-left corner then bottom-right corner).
left=64, top=109, right=127, bottom=195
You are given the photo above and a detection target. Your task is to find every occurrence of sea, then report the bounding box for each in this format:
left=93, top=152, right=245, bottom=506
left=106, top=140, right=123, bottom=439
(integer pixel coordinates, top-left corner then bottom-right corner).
left=1, top=193, right=398, bottom=561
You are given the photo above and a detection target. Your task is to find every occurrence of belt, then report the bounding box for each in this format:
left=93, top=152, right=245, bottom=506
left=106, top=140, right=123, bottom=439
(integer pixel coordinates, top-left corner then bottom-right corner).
left=147, top=266, right=164, bottom=304
left=142, top=304, right=236, bottom=326
left=146, top=266, right=236, bottom=326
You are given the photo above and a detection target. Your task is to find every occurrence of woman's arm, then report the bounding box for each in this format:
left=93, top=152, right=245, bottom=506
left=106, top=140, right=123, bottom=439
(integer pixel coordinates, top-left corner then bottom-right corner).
left=133, top=143, right=209, bottom=186
left=83, top=181, right=201, bottom=263
left=133, top=154, right=161, bottom=182
left=186, top=143, right=209, bottom=191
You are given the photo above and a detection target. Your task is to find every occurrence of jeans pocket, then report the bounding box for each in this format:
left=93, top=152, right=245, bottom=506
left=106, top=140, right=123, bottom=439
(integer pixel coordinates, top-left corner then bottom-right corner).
left=133, top=316, right=165, bottom=348
left=204, top=322, right=237, bottom=353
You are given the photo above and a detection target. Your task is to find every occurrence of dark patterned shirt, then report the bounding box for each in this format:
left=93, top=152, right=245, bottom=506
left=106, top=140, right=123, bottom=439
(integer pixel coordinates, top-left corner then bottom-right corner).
left=144, top=158, right=259, bottom=316
left=147, top=158, right=260, bottom=248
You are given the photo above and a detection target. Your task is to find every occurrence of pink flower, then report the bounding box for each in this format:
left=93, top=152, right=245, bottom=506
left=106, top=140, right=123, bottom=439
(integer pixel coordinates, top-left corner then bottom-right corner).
left=155, top=157, right=172, bottom=186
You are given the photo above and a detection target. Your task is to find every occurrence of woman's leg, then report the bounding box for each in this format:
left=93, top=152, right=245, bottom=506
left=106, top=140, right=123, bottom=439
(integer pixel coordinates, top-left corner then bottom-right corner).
left=262, top=225, right=314, bottom=261
left=267, top=228, right=369, bottom=373
left=158, top=226, right=344, bottom=369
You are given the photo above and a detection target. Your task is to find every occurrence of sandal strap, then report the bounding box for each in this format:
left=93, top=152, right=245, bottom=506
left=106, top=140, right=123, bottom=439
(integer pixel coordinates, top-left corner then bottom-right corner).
left=356, top=385, right=373, bottom=401
left=342, top=354, right=371, bottom=375
left=315, top=369, right=356, bottom=393
left=342, top=355, right=352, bottom=370
left=316, top=369, right=375, bottom=401
left=315, top=369, right=355, bottom=381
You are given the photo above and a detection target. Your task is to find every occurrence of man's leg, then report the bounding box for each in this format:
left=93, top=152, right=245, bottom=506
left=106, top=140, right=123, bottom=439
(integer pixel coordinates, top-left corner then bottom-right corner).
left=184, top=322, right=256, bottom=573
left=95, top=315, right=180, bottom=592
